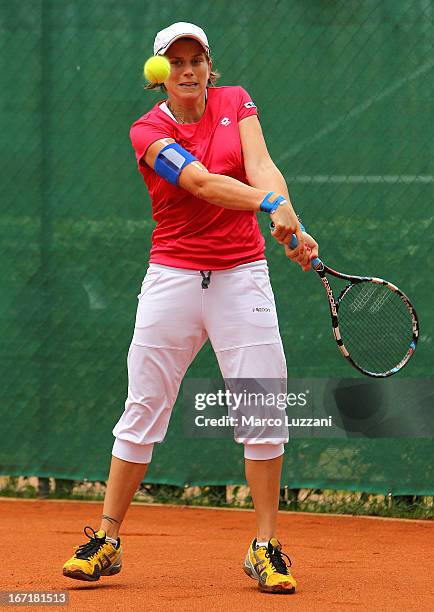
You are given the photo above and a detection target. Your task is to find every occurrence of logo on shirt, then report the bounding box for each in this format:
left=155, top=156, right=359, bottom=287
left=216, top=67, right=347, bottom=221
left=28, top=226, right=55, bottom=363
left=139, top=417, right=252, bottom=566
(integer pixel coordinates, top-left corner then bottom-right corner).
left=220, top=117, right=231, bottom=126
left=244, top=101, right=256, bottom=108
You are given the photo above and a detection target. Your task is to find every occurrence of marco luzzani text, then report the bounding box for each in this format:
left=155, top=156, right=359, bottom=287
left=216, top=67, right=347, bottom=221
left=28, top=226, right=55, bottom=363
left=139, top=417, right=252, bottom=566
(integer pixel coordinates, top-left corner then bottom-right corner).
left=193, top=390, right=333, bottom=429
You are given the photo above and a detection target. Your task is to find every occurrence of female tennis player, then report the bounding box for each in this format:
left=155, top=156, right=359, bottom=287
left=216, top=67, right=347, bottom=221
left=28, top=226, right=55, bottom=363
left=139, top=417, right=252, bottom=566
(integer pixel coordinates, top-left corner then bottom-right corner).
left=62, top=21, right=318, bottom=595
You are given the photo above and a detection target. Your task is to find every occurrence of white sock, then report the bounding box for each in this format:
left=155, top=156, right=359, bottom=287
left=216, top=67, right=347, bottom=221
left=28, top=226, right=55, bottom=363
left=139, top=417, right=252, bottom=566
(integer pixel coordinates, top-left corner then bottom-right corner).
left=256, top=540, right=269, bottom=549
left=106, top=536, right=118, bottom=547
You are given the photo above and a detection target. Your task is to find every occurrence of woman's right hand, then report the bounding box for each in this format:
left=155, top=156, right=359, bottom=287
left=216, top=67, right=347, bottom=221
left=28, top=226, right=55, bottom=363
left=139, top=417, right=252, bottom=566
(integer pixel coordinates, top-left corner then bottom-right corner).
left=284, top=232, right=318, bottom=272
left=270, top=202, right=305, bottom=250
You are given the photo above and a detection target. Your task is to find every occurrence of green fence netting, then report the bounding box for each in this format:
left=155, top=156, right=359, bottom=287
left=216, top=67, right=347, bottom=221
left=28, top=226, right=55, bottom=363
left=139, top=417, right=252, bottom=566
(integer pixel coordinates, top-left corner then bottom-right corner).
left=1, top=1, right=433, bottom=494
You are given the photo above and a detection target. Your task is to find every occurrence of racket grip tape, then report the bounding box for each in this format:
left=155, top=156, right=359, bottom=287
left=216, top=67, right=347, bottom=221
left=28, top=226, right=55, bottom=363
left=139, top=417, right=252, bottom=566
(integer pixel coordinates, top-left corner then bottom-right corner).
left=270, top=222, right=320, bottom=270
left=289, top=234, right=298, bottom=249
left=289, top=234, right=322, bottom=270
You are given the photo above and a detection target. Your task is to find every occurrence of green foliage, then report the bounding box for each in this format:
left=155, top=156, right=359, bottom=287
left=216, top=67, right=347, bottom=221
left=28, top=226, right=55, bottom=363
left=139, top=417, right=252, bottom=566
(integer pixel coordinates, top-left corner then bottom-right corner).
left=1, top=479, right=432, bottom=520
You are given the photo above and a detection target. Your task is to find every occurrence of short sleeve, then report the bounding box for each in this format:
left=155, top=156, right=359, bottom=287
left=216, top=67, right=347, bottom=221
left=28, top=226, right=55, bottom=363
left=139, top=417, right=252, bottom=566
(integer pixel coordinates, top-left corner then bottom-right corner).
left=237, top=86, right=258, bottom=123
left=129, top=119, right=171, bottom=167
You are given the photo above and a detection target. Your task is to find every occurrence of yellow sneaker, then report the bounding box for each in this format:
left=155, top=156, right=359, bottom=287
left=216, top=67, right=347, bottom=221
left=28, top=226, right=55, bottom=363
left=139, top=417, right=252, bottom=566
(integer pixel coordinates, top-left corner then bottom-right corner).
left=243, top=538, right=297, bottom=594
left=62, top=526, right=122, bottom=582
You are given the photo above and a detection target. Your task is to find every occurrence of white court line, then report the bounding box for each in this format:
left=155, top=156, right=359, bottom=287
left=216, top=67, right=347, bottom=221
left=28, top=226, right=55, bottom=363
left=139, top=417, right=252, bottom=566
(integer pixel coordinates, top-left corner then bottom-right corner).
left=277, top=59, right=434, bottom=163
left=285, top=175, right=434, bottom=184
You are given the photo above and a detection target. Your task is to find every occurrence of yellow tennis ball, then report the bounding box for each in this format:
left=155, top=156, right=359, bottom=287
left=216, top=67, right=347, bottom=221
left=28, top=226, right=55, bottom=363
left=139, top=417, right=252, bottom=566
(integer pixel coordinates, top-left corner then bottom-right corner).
left=144, top=55, right=171, bottom=84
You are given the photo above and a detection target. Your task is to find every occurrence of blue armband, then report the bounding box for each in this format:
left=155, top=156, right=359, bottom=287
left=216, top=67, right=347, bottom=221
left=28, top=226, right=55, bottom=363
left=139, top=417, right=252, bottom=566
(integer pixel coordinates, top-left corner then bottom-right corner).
left=154, top=143, right=197, bottom=186
left=259, top=192, right=287, bottom=214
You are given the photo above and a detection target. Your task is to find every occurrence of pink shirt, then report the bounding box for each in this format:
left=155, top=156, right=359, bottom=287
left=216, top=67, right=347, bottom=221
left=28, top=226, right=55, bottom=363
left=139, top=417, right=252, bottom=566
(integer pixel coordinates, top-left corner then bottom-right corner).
left=130, top=86, right=265, bottom=270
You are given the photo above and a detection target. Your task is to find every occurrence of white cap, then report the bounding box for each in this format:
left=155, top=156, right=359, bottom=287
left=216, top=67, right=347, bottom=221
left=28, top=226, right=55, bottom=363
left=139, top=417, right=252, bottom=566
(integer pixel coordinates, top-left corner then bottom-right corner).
left=153, top=22, right=210, bottom=56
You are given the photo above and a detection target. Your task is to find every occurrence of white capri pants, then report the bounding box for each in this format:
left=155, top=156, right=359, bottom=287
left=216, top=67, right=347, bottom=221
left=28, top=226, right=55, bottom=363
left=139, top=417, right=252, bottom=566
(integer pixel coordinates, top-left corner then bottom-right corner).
left=112, top=260, right=288, bottom=463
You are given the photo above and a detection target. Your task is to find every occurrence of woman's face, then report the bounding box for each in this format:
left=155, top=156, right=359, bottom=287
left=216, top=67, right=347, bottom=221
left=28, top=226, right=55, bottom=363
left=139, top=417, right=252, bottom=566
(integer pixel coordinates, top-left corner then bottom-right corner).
left=164, top=38, right=211, bottom=103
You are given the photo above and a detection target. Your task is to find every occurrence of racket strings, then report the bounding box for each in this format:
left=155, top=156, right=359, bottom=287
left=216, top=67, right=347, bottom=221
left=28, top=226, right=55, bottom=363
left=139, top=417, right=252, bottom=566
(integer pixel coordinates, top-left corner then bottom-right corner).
left=338, top=282, right=414, bottom=374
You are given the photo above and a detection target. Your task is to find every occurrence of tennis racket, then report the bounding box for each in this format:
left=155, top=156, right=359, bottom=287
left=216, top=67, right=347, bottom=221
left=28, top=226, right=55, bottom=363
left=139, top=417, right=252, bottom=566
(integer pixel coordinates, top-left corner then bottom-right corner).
left=288, top=234, right=419, bottom=377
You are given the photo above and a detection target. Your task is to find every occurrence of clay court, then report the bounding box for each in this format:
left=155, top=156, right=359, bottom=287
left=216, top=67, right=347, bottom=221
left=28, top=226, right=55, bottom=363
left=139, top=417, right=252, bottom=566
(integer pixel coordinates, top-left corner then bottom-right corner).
left=2, top=499, right=433, bottom=611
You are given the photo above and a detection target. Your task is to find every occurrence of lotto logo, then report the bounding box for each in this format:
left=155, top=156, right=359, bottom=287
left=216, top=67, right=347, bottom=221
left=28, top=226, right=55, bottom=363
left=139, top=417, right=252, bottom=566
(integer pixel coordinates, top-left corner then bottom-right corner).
left=244, top=101, right=256, bottom=108
left=221, top=117, right=231, bottom=126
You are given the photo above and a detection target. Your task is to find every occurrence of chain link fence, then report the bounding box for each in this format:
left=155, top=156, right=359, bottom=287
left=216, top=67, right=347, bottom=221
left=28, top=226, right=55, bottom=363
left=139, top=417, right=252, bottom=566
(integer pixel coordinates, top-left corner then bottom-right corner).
left=1, top=1, right=432, bottom=493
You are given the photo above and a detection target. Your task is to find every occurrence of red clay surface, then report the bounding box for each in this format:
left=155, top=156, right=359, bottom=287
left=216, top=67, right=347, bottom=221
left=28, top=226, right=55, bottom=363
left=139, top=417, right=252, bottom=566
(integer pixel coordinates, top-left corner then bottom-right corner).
left=1, top=499, right=433, bottom=611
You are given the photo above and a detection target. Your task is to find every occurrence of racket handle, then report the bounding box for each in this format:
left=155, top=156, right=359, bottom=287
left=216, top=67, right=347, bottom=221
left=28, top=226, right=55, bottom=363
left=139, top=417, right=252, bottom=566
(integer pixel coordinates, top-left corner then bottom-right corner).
left=270, top=224, right=322, bottom=270
left=311, top=257, right=323, bottom=270
left=289, top=234, right=323, bottom=271
left=289, top=234, right=298, bottom=249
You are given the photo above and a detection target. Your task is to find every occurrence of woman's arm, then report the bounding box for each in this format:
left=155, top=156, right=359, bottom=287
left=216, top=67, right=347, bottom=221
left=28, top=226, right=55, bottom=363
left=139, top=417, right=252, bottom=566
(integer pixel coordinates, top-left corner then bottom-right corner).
left=143, top=138, right=303, bottom=246
left=239, top=116, right=289, bottom=199
left=239, top=115, right=318, bottom=270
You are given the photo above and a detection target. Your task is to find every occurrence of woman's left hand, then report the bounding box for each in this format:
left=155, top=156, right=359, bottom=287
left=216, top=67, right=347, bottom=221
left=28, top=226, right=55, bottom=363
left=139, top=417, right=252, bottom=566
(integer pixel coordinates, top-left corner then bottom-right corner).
left=284, top=232, right=319, bottom=272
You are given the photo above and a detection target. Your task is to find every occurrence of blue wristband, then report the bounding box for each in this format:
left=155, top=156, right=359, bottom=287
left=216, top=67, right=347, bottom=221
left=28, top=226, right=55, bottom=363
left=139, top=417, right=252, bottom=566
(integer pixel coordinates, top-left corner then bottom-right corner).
left=259, top=192, right=287, bottom=214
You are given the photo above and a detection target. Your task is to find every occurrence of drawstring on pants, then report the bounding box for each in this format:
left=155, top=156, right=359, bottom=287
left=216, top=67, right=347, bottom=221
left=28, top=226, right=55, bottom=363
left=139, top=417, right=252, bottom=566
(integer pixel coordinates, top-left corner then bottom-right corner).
left=200, top=271, right=212, bottom=289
